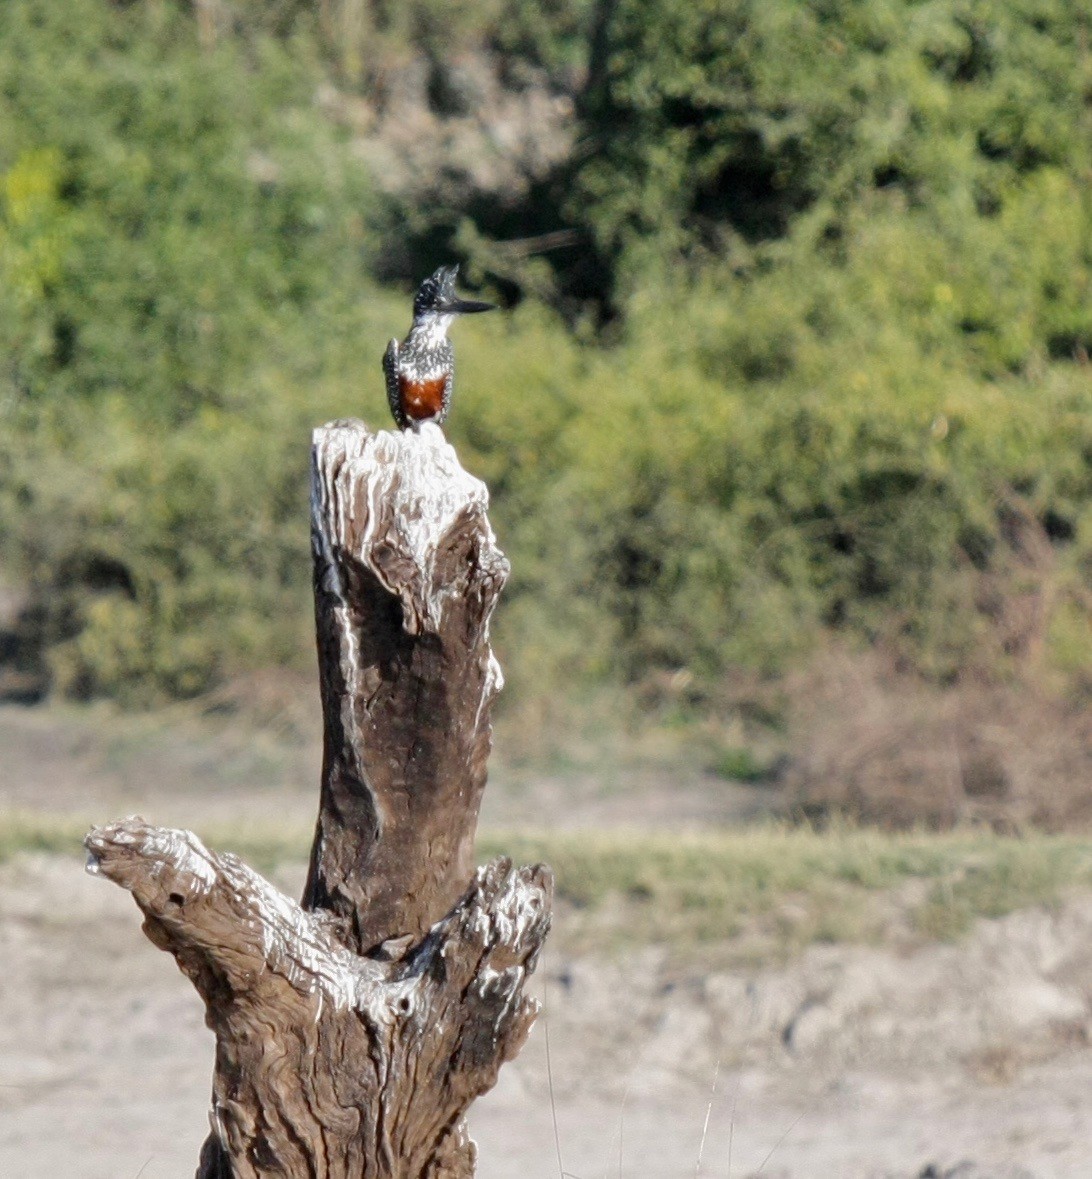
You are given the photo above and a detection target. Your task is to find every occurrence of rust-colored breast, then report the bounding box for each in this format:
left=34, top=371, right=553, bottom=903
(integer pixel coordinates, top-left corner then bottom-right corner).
left=398, top=374, right=446, bottom=422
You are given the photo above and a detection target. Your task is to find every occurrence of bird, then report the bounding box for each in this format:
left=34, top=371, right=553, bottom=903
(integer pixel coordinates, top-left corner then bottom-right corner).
left=382, top=264, right=495, bottom=430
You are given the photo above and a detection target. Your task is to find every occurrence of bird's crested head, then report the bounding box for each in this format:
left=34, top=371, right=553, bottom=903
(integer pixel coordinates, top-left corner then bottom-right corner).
left=413, top=265, right=495, bottom=320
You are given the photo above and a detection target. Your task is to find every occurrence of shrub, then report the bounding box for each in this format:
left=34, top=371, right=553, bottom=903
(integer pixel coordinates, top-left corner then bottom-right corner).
left=0, top=0, right=1090, bottom=728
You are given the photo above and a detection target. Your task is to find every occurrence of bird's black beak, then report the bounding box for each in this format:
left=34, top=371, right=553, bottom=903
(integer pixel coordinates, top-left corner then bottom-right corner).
left=444, top=298, right=496, bottom=315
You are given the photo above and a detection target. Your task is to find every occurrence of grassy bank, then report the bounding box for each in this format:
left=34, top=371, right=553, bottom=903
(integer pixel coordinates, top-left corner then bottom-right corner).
left=7, top=810, right=1090, bottom=962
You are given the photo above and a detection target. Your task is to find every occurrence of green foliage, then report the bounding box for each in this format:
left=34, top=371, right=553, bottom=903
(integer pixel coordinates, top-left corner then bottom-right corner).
left=0, top=0, right=394, bottom=700
left=709, top=744, right=772, bottom=783
left=455, top=290, right=1092, bottom=691
left=0, top=0, right=1090, bottom=717
left=0, top=0, right=377, bottom=421
left=204, top=0, right=596, bottom=89
left=575, top=0, right=1092, bottom=293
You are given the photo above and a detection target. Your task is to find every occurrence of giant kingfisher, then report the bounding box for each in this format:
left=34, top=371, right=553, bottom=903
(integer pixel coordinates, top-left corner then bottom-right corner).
left=383, top=265, right=495, bottom=430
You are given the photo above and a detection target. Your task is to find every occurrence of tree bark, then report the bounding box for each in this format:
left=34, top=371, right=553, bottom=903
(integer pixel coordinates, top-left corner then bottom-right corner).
left=84, top=420, right=551, bottom=1178
left=304, top=421, right=510, bottom=954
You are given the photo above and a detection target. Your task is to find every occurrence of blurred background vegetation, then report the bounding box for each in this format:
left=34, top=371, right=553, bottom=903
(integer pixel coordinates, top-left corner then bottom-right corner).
left=0, top=0, right=1090, bottom=826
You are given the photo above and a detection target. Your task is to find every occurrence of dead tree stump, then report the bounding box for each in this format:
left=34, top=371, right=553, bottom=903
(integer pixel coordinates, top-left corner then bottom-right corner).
left=85, top=420, right=552, bottom=1178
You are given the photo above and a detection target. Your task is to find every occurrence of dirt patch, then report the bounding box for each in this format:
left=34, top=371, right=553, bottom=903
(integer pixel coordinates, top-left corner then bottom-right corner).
left=4, top=851, right=1092, bottom=1177
left=0, top=701, right=776, bottom=835
left=4, top=701, right=1092, bottom=1176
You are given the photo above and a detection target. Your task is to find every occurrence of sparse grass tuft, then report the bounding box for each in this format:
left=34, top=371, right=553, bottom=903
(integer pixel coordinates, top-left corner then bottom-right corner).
left=911, top=843, right=1089, bottom=941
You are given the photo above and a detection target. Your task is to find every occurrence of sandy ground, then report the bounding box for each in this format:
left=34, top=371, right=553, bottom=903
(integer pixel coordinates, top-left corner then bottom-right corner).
left=3, top=704, right=1092, bottom=1177
left=0, top=700, right=774, bottom=834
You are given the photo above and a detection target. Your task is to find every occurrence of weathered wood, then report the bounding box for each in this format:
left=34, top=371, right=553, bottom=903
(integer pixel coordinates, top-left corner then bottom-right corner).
left=84, top=419, right=550, bottom=1177
left=305, top=421, right=509, bottom=953
left=86, top=818, right=550, bottom=1178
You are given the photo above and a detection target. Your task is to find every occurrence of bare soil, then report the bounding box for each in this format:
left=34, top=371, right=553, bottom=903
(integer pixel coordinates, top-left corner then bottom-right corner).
left=3, top=704, right=1092, bottom=1178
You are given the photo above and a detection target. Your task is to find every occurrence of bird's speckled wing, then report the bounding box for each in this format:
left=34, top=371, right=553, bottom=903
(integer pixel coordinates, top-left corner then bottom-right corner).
left=382, top=338, right=405, bottom=429
left=441, top=368, right=454, bottom=425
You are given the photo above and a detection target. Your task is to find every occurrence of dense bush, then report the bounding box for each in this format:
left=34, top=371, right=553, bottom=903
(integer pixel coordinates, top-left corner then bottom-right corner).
left=452, top=288, right=1092, bottom=695
left=574, top=0, right=1092, bottom=297
left=0, top=0, right=1089, bottom=720
left=0, top=0, right=391, bottom=698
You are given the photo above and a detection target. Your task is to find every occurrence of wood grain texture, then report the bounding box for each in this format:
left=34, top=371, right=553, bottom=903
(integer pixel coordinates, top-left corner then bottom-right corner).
left=305, top=420, right=510, bottom=953
left=86, top=818, right=550, bottom=1178
left=84, top=418, right=550, bottom=1177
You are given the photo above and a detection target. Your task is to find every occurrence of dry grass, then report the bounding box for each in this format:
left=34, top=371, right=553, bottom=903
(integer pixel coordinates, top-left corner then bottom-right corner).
left=785, top=646, right=1092, bottom=831
left=6, top=810, right=1091, bottom=963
